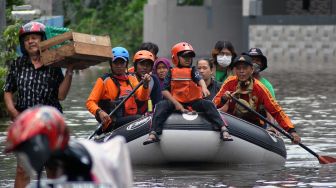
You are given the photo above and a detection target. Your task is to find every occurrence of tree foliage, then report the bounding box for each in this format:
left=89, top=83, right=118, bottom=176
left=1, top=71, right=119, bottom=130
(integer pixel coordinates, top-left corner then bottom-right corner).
left=0, top=21, right=21, bottom=67
left=63, top=0, right=148, bottom=55
left=0, top=0, right=24, bottom=67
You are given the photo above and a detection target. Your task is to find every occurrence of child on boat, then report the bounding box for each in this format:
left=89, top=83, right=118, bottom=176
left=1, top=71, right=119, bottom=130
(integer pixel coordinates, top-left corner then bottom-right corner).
left=143, top=42, right=233, bottom=145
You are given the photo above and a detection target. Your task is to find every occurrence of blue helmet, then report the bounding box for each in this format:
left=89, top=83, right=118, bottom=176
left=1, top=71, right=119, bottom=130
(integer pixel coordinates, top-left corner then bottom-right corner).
left=112, top=47, right=129, bottom=62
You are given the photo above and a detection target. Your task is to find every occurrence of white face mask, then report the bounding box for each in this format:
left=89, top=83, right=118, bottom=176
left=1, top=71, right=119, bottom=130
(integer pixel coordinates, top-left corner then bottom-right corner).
left=217, top=55, right=232, bottom=67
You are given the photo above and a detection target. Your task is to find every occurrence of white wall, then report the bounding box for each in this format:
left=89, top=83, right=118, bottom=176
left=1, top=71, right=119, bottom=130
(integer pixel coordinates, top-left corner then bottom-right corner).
left=144, top=0, right=243, bottom=58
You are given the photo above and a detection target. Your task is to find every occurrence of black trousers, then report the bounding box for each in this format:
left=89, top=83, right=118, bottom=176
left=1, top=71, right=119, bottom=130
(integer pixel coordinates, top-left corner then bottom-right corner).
left=150, top=99, right=225, bottom=134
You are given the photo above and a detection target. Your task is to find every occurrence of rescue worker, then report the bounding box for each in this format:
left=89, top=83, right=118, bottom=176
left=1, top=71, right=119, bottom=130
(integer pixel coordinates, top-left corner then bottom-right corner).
left=213, top=55, right=301, bottom=144
left=143, top=42, right=233, bottom=145
left=4, top=106, right=132, bottom=187
left=128, top=42, right=159, bottom=73
left=243, top=48, right=276, bottom=126
left=86, top=47, right=151, bottom=133
left=132, top=50, right=162, bottom=114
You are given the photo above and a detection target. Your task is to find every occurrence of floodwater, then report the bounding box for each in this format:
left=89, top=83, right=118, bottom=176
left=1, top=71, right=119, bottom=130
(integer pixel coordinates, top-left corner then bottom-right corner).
left=1, top=66, right=336, bottom=187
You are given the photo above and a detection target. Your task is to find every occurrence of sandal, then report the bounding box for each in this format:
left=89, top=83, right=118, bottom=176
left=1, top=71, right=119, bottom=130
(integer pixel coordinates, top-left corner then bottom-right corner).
left=220, top=127, right=233, bottom=141
left=143, top=131, right=160, bottom=145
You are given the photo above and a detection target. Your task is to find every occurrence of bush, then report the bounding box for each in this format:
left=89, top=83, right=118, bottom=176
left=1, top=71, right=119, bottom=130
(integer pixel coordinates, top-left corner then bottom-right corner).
left=0, top=67, right=7, bottom=117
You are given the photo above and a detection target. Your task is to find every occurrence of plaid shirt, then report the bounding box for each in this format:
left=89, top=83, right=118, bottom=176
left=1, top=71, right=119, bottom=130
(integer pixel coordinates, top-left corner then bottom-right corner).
left=4, top=55, right=64, bottom=112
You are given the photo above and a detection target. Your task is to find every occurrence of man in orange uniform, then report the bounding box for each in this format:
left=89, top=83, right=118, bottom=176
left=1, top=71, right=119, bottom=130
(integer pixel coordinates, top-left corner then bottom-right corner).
left=86, top=47, right=151, bottom=133
left=213, top=55, right=301, bottom=143
left=143, top=42, right=233, bottom=145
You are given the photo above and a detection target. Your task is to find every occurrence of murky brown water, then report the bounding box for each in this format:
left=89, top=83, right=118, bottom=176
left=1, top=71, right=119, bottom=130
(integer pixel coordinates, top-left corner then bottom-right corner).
left=1, top=67, right=336, bottom=187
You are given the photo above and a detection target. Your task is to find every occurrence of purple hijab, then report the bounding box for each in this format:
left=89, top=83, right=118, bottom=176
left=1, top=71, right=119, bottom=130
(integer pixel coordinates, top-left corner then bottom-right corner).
left=153, top=57, right=172, bottom=88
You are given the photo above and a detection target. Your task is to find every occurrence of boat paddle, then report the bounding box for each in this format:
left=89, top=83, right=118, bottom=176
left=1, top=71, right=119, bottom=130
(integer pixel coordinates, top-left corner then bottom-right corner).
left=229, top=94, right=336, bottom=164
left=88, top=80, right=144, bottom=140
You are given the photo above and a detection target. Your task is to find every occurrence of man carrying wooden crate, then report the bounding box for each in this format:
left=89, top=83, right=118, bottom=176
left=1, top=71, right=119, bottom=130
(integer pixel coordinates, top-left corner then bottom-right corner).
left=3, top=21, right=74, bottom=188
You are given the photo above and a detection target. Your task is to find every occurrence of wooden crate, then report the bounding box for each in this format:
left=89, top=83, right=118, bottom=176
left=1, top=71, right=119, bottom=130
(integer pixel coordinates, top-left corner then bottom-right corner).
left=39, top=32, right=112, bottom=70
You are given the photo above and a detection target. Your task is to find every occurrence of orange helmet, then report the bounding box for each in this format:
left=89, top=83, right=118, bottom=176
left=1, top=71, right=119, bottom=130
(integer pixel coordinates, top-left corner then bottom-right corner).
left=133, top=50, right=155, bottom=63
left=171, top=42, right=195, bottom=66
left=133, top=50, right=155, bottom=71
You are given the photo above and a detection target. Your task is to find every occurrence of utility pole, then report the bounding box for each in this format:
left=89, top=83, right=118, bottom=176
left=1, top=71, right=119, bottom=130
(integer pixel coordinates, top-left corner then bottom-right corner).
left=0, top=0, right=6, bottom=32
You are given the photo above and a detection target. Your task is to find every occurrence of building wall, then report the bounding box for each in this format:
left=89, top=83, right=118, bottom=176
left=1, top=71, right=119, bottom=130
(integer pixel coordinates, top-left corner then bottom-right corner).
left=143, top=0, right=336, bottom=71
left=24, top=0, right=52, bottom=16
left=144, top=0, right=243, bottom=58
left=263, top=0, right=334, bottom=15
left=248, top=16, right=336, bottom=71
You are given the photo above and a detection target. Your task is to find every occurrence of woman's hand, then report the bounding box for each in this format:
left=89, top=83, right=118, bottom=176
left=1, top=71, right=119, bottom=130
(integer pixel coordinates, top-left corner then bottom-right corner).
left=202, top=87, right=210, bottom=98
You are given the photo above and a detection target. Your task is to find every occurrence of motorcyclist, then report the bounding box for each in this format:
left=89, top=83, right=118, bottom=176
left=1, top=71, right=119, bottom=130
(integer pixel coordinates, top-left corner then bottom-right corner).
left=4, top=106, right=132, bottom=187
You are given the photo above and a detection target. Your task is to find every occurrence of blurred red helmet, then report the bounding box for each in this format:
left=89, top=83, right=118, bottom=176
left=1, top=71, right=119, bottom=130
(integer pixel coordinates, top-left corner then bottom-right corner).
left=171, top=42, right=195, bottom=67
left=5, top=106, right=69, bottom=153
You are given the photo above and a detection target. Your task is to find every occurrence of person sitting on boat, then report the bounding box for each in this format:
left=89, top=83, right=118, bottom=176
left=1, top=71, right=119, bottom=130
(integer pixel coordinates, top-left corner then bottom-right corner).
left=127, top=42, right=159, bottom=73
left=213, top=55, right=301, bottom=143
left=196, top=58, right=222, bottom=101
left=143, top=42, right=233, bottom=145
left=4, top=106, right=133, bottom=187
left=152, top=57, right=172, bottom=90
left=243, top=48, right=275, bottom=98
left=131, top=50, right=162, bottom=114
left=243, top=48, right=277, bottom=127
left=86, top=47, right=151, bottom=133
left=211, top=40, right=237, bottom=83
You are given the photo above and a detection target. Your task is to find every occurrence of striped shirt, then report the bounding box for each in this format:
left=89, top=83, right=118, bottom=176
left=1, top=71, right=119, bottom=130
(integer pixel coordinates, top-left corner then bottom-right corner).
left=4, top=55, right=64, bottom=112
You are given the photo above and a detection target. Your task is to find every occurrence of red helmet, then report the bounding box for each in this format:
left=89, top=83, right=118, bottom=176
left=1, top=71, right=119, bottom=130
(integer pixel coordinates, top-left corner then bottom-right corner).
left=19, top=21, right=46, bottom=54
left=171, top=42, right=195, bottom=66
left=5, top=106, right=69, bottom=153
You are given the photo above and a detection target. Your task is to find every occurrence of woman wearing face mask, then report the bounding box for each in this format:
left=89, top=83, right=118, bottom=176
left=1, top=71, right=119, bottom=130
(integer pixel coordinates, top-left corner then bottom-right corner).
left=211, top=41, right=237, bottom=83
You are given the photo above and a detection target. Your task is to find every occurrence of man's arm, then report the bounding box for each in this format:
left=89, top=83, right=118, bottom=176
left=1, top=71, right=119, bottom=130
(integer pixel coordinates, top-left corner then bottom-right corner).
left=4, top=92, right=19, bottom=120
left=58, top=67, right=74, bottom=101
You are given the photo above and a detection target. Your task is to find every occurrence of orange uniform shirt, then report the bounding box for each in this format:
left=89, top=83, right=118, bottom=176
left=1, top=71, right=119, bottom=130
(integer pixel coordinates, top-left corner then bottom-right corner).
left=86, top=74, right=149, bottom=116
left=213, top=76, right=295, bottom=131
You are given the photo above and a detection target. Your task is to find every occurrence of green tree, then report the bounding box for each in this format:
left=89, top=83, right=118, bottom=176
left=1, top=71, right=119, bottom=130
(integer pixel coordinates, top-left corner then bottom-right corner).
left=62, top=0, right=147, bottom=55
left=0, top=0, right=24, bottom=117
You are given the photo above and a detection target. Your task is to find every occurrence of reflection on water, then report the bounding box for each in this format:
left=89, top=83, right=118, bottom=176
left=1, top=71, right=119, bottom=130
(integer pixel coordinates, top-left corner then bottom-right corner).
left=0, top=68, right=336, bottom=187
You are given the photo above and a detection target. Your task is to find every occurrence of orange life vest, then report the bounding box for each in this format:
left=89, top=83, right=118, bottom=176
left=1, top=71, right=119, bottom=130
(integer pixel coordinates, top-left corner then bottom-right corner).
left=171, top=67, right=202, bottom=103
left=118, top=80, right=138, bottom=116
left=97, top=76, right=138, bottom=117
